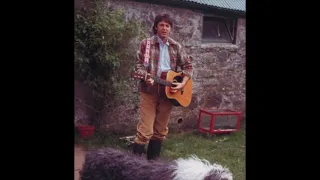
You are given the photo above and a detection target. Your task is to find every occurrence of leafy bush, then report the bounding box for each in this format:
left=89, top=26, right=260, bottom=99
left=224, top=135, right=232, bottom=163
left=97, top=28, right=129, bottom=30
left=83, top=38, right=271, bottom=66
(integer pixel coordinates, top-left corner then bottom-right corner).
left=74, top=0, right=145, bottom=126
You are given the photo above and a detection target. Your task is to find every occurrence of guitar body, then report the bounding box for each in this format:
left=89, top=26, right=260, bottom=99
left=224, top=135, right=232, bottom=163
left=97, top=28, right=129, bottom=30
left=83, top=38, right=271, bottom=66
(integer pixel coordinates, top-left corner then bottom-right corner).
left=131, top=70, right=193, bottom=107
left=165, top=70, right=193, bottom=107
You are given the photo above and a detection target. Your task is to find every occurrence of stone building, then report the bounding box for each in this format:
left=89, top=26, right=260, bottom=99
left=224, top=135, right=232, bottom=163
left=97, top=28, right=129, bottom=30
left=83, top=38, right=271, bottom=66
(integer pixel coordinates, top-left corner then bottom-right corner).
left=75, top=0, right=246, bottom=133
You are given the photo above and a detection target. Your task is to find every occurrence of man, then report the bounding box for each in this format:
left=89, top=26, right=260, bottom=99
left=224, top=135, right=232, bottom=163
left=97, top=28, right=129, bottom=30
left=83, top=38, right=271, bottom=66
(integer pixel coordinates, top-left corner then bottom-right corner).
left=133, top=14, right=193, bottom=160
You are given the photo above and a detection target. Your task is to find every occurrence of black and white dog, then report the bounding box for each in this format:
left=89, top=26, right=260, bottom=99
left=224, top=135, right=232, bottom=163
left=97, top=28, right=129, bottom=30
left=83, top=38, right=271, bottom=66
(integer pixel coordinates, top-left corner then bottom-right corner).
left=80, top=147, right=233, bottom=180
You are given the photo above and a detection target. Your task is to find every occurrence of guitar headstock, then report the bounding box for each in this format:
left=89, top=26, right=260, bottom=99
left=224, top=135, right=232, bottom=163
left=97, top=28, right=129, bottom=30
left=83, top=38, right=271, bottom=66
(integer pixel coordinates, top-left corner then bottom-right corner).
left=131, top=71, right=149, bottom=80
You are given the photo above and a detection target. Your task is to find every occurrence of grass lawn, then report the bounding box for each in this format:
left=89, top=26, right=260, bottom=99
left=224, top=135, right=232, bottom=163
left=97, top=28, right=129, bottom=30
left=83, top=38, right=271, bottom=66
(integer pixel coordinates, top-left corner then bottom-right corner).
left=75, top=129, right=245, bottom=180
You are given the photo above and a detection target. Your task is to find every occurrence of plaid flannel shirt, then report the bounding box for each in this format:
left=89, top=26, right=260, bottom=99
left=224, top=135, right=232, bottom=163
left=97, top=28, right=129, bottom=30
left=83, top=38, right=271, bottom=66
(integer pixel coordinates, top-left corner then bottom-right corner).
left=135, top=35, right=193, bottom=93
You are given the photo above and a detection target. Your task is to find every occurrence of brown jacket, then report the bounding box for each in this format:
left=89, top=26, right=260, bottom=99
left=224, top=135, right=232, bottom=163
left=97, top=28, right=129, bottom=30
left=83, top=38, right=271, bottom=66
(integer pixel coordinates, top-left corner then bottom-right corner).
left=135, top=35, right=193, bottom=94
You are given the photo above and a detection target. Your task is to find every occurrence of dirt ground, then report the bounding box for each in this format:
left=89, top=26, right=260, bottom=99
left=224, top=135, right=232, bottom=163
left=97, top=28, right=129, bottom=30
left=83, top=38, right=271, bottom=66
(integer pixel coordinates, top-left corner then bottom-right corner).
left=74, top=145, right=86, bottom=180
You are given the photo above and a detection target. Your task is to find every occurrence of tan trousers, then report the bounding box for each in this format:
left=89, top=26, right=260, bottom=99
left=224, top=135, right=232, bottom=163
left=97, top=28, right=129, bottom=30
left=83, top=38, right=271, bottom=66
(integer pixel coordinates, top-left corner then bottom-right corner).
left=134, top=91, right=173, bottom=144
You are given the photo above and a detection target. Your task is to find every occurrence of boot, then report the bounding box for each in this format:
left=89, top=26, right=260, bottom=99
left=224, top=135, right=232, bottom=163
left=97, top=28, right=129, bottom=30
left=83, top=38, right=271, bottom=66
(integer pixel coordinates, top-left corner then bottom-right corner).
left=147, top=139, right=162, bottom=160
left=132, top=143, right=145, bottom=155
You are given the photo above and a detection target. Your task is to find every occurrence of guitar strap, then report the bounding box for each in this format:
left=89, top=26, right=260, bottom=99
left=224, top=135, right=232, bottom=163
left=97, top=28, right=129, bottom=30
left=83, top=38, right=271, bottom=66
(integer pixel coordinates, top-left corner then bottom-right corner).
left=142, top=38, right=151, bottom=81
left=143, top=37, right=161, bottom=96
left=143, top=38, right=151, bottom=68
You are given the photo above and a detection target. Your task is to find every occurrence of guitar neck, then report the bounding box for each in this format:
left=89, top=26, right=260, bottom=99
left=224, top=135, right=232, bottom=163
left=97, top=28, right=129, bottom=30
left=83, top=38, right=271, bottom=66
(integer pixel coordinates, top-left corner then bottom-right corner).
left=152, top=76, right=172, bottom=87
left=131, top=71, right=174, bottom=87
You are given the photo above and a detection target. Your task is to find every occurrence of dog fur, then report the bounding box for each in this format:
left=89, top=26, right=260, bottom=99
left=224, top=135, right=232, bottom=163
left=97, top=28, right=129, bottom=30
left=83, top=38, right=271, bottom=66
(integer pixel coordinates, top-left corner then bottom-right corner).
left=80, top=147, right=233, bottom=180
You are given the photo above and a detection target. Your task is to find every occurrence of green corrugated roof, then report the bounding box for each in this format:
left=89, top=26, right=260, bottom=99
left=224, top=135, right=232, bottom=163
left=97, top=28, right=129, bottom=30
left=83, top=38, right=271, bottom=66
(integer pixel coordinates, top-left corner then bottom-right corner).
left=182, top=0, right=245, bottom=12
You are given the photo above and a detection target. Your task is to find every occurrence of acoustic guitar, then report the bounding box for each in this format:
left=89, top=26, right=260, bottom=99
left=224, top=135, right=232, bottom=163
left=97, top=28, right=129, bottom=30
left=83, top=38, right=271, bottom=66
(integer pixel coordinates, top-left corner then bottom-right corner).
left=131, top=70, right=193, bottom=107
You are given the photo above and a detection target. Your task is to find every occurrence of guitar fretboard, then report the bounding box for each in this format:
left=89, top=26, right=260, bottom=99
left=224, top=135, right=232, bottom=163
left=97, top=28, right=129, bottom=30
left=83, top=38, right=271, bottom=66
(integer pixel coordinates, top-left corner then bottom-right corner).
left=154, top=76, right=172, bottom=87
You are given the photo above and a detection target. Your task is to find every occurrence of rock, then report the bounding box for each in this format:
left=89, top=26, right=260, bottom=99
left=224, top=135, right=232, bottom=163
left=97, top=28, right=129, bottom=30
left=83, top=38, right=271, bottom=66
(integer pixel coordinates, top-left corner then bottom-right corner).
left=217, top=50, right=230, bottom=62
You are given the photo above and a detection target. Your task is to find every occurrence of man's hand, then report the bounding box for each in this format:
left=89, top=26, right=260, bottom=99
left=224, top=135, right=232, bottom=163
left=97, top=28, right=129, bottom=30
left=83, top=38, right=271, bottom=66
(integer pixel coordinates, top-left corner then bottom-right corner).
left=171, top=82, right=186, bottom=90
left=146, top=73, right=155, bottom=85
left=171, top=76, right=189, bottom=90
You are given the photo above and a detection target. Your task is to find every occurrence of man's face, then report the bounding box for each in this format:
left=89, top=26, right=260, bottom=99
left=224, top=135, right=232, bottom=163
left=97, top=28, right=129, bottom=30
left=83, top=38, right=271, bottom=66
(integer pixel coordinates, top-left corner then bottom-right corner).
left=156, top=20, right=171, bottom=39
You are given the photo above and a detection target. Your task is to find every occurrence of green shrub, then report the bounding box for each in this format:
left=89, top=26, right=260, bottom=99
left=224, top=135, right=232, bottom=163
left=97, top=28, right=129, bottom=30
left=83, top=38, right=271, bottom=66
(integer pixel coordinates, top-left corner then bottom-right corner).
left=74, top=0, right=145, bottom=126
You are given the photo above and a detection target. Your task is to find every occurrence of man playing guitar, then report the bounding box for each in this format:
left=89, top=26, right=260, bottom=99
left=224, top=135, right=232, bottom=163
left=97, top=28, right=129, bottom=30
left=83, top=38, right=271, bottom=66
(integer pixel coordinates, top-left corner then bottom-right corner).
left=132, top=13, right=193, bottom=160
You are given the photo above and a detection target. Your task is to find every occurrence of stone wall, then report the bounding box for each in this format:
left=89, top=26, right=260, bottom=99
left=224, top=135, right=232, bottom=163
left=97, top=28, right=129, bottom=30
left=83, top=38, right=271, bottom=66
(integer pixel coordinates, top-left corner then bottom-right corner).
left=74, top=0, right=246, bottom=134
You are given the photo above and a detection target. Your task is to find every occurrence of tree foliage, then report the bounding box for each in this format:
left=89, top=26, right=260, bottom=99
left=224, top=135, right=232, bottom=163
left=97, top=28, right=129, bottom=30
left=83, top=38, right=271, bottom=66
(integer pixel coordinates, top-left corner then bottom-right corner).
left=74, top=0, right=145, bottom=126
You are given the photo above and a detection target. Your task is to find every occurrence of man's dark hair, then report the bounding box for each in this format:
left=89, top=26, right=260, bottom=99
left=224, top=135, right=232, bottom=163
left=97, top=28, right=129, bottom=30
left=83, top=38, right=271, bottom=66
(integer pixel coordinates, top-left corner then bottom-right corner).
left=152, top=14, right=173, bottom=35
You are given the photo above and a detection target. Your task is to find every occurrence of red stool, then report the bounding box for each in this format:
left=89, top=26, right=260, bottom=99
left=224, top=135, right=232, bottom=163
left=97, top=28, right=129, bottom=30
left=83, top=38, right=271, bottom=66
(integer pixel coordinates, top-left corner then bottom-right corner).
left=197, top=108, right=241, bottom=134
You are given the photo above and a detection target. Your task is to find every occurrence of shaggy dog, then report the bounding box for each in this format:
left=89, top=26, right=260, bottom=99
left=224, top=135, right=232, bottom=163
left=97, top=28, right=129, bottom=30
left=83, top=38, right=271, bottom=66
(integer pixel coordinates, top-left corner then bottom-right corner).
left=80, top=147, right=233, bottom=180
